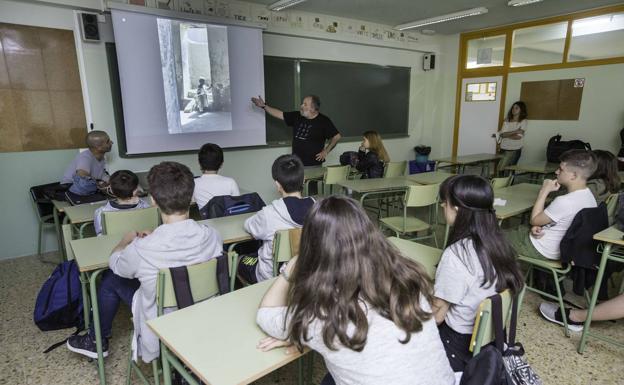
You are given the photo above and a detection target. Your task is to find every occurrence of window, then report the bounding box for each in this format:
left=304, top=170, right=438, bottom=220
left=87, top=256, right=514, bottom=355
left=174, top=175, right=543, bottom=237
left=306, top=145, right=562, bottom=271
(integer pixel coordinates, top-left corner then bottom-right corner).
left=465, top=82, right=497, bottom=101
left=466, top=35, right=505, bottom=69
left=511, top=22, right=568, bottom=67
left=568, top=12, right=624, bottom=61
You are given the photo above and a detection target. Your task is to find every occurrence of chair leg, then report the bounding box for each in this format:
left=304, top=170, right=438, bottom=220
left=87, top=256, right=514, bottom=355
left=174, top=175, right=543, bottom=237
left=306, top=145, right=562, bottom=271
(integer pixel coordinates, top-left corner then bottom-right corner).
left=552, top=270, right=570, bottom=338
left=38, top=222, right=44, bottom=256
left=153, top=360, right=160, bottom=385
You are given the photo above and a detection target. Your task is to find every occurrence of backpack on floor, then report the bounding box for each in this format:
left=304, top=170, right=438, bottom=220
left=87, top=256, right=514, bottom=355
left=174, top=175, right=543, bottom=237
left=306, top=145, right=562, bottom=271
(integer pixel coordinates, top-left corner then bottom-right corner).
left=34, top=260, right=83, bottom=332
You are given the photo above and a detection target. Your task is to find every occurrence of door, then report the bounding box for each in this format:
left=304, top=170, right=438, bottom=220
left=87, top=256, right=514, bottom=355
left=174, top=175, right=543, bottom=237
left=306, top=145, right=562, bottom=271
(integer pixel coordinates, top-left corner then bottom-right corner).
left=457, top=76, right=503, bottom=156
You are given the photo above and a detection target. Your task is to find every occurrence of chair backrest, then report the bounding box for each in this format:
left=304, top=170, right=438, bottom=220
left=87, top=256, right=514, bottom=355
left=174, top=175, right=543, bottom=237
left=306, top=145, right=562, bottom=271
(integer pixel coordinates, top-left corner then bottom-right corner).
left=156, top=259, right=219, bottom=315
left=490, top=176, right=512, bottom=190
left=102, top=206, right=160, bottom=235
left=405, top=183, right=440, bottom=208
left=323, top=165, right=350, bottom=185
left=605, top=193, right=619, bottom=226
left=387, top=237, right=441, bottom=278
left=272, top=228, right=302, bottom=276
left=469, top=289, right=514, bottom=355
left=383, top=161, right=407, bottom=178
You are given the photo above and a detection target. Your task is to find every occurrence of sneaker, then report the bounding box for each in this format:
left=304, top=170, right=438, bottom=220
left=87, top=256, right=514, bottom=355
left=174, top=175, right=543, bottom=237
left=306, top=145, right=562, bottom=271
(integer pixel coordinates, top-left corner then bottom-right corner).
left=67, top=333, right=109, bottom=359
left=539, top=302, right=584, bottom=332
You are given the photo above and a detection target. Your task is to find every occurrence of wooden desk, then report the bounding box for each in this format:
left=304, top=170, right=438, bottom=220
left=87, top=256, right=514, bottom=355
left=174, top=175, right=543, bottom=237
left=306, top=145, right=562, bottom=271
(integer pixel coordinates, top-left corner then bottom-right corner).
left=199, top=212, right=254, bottom=244
left=434, top=153, right=502, bottom=176
left=148, top=279, right=306, bottom=385
left=337, top=177, right=416, bottom=208
left=579, top=226, right=624, bottom=353
left=493, top=183, right=541, bottom=223
left=407, top=171, right=454, bottom=185
left=388, top=237, right=442, bottom=278
left=505, top=162, right=557, bottom=183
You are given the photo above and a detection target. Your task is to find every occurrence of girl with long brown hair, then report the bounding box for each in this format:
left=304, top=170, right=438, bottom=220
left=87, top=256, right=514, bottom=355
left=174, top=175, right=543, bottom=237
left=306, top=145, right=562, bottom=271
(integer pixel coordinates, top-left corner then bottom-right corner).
left=356, top=130, right=390, bottom=178
left=256, top=196, right=454, bottom=385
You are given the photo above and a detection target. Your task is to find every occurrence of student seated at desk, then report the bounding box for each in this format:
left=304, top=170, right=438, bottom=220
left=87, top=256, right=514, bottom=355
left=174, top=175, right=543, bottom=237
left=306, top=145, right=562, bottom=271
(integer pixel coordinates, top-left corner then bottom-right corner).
left=67, top=162, right=222, bottom=362
left=93, top=170, right=150, bottom=236
left=238, top=154, right=314, bottom=284
left=193, top=143, right=240, bottom=210
left=256, top=196, right=455, bottom=385
left=432, top=175, right=524, bottom=372
left=355, top=130, right=389, bottom=179
left=505, top=150, right=597, bottom=262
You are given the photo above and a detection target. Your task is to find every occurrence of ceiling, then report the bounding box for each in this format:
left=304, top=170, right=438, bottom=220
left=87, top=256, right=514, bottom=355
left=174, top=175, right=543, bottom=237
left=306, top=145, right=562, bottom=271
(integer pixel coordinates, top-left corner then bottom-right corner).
left=244, top=0, right=624, bottom=34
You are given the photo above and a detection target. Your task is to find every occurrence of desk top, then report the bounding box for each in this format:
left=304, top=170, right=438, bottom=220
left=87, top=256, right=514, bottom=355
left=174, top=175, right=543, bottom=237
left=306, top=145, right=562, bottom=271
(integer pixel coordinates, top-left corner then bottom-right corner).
left=388, top=237, right=442, bottom=278
left=52, top=200, right=70, bottom=213
left=337, top=176, right=415, bottom=193
left=504, top=162, right=558, bottom=174
left=493, top=183, right=541, bottom=220
left=434, top=153, right=502, bottom=165
left=199, top=212, right=254, bottom=244
left=64, top=202, right=106, bottom=224
left=407, top=171, right=454, bottom=185
left=71, top=234, right=123, bottom=272
left=594, top=226, right=624, bottom=246
left=148, top=278, right=303, bottom=385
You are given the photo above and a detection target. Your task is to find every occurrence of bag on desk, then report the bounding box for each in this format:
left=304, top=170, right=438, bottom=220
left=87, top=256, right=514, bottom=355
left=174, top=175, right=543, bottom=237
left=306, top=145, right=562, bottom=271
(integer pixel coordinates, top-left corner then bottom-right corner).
left=546, top=135, right=591, bottom=163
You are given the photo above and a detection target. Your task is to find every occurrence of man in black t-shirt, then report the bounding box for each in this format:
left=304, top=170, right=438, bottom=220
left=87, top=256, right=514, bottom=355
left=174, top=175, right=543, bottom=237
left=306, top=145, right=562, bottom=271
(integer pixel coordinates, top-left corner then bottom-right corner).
left=251, top=94, right=341, bottom=166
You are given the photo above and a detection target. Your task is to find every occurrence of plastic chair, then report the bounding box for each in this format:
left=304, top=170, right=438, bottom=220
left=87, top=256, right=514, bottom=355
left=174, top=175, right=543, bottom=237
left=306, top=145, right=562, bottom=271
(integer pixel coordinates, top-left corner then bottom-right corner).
left=469, top=288, right=526, bottom=355
left=126, top=259, right=220, bottom=385
left=321, top=165, right=350, bottom=195
left=272, top=228, right=302, bottom=276
left=387, top=236, right=441, bottom=278
left=490, top=175, right=512, bottom=190
left=380, top=184, right=440, bottom=247
left=383, top=161, right=407, bottom=178
left=102, top=207, right=160, bottom=235
left=29, top=183, right=58, bottom=256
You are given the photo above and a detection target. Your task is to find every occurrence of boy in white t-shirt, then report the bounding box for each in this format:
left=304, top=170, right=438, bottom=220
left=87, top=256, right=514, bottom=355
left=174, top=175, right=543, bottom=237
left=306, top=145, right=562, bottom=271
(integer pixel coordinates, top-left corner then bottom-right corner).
left=193, top=143, right=240, bottom=209
left=506, top=149, right=598, bottom=261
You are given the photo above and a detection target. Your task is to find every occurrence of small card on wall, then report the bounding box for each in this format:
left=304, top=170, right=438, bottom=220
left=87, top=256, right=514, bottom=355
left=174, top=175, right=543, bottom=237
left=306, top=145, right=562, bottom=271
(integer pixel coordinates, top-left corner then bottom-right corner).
left=574, top=78, right=585, bottom=88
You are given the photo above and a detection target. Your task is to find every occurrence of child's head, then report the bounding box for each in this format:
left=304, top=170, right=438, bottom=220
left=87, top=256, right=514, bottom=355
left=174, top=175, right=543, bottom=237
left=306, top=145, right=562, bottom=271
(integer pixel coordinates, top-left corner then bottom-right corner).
left=438, top=175, right=523, bottom=294
left=271, top=154, right=304, bottom=194
left=109, top=170, right=139, bottom=200
left=556, top=150, right=597, bottom=186
left=506, top=101, right=527, bottom=122
left=198, top=143, right=224, bottom=172
left=591, top=150, right=620, bottom=193
left=147, top=161, right=194, bottom=215
left=287, top=196, right=433, bottom=352
left=362, top=130, right=390, bottom=163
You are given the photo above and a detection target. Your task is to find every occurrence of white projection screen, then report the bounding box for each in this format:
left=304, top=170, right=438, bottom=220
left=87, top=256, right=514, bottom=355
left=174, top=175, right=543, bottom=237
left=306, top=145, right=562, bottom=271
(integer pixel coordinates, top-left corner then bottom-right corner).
left=111, top=8, right=266, bottom=155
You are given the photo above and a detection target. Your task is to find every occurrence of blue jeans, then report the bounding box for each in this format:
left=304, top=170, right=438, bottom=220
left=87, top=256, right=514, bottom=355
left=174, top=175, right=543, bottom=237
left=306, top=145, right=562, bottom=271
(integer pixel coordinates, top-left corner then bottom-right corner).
left=90, top=270, right=139, bottom=338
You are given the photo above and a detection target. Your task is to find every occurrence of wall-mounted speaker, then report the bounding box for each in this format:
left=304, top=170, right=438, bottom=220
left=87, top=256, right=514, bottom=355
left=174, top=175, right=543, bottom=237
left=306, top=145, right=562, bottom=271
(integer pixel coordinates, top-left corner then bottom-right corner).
left=79, top=12, right=100, bottom=42
left=423, top=54, right=435, bottom=71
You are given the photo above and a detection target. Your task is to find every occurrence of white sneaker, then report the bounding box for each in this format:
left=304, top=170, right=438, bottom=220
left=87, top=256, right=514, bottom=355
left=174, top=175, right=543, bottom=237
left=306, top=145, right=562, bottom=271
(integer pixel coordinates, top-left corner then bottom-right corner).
left=539, top=302, right=584, bottom=333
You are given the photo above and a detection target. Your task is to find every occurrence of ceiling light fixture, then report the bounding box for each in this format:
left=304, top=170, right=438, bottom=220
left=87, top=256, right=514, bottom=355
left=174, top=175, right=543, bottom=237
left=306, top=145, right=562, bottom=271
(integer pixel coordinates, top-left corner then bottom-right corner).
left=268, top=0, right=307, bottom=12
left=394, top=7, right=489, bottom=31
left=507, top=0, right=544, bottom=7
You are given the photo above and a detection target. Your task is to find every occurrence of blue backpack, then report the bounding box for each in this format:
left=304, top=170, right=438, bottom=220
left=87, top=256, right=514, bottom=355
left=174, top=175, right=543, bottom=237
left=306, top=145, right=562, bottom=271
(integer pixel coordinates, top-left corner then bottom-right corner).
left=34, top=260, right=84, bottom=332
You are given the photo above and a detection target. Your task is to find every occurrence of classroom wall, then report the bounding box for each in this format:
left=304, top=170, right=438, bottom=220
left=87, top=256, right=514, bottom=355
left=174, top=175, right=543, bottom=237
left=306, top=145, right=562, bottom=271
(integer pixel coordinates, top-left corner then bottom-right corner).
left=0, top=0, right=458, bottom=260
left=505, top=63, right=624, bottom=163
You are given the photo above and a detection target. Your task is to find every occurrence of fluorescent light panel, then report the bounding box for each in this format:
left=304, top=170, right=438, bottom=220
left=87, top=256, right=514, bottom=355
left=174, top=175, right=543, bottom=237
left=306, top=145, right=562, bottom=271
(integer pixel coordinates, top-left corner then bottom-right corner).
left=507, top=0, right=544, bottom=6
left=268, top=0, right=307, bottom=11
left=394, top=7, right=488, bottom=31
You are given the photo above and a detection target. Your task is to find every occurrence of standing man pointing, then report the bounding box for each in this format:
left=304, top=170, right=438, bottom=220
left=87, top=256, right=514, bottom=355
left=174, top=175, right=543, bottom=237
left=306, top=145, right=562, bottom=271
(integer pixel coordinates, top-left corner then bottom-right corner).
left=251, top=95, right=342, bottom=166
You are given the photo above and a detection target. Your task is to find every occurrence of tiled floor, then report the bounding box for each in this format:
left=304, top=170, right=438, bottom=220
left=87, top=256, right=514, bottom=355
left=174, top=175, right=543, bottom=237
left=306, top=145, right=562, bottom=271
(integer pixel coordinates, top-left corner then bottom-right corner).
left=1, top=252, right=622, bottom=385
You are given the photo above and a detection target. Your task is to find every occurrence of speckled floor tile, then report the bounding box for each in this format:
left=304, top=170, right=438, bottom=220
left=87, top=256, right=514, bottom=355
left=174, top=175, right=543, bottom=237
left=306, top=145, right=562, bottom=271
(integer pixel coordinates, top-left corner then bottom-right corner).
left=2, top=254, right=623, bottom=385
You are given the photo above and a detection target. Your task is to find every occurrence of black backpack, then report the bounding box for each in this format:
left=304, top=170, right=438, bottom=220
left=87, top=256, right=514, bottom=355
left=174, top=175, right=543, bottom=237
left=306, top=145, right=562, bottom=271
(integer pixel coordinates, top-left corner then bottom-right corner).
left=546, top=134, right=591, bottom=163
left=199, top=192, right=266, bottom=220
left=339, top=151, right=358, bottom=167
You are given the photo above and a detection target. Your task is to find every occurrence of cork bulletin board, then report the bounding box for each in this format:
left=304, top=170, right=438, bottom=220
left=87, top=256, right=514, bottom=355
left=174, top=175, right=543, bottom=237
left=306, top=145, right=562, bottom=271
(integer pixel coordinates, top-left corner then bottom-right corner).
left=519, top=79, right=583, bottom=120
left=0, top=22, right=86, bottom=153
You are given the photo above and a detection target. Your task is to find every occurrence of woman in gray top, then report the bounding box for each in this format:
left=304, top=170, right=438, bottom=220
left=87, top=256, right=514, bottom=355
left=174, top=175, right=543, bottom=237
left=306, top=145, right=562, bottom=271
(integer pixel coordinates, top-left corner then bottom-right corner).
left=256, top=196, right=454, bottom=385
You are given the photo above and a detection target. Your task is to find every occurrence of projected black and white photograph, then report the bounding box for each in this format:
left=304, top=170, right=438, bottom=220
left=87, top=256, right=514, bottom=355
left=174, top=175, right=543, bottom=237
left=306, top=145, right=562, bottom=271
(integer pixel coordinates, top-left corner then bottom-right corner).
left=157, top=19, right=232, bottom=134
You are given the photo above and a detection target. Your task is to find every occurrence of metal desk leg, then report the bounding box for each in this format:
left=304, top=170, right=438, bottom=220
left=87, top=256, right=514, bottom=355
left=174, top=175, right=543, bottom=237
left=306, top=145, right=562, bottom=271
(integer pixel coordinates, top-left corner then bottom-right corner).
left=163, top=346, right=200, bottom=385
left=228, top=242, right=241, bottom=292
left=80, top=272, right=91, bottom=330
left=89, top=268, right=107, bottom=385
left=578, top=244, right=610, bottom=353
left=53, top=206, right=66, bottom=260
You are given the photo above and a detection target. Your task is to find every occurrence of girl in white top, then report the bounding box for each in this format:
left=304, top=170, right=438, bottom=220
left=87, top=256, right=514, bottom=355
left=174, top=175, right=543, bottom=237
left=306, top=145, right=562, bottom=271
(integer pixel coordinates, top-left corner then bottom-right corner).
left=432, top=175, right=524, bottom=372
left=256, top=196, right=454, bottom=385
left=497, top=101, right=528, bottom=172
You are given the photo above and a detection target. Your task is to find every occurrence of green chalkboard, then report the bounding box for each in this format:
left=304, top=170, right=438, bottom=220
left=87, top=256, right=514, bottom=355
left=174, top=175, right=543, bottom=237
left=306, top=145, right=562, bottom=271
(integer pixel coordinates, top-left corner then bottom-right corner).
left=264, top=56, right=410, bottom=144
